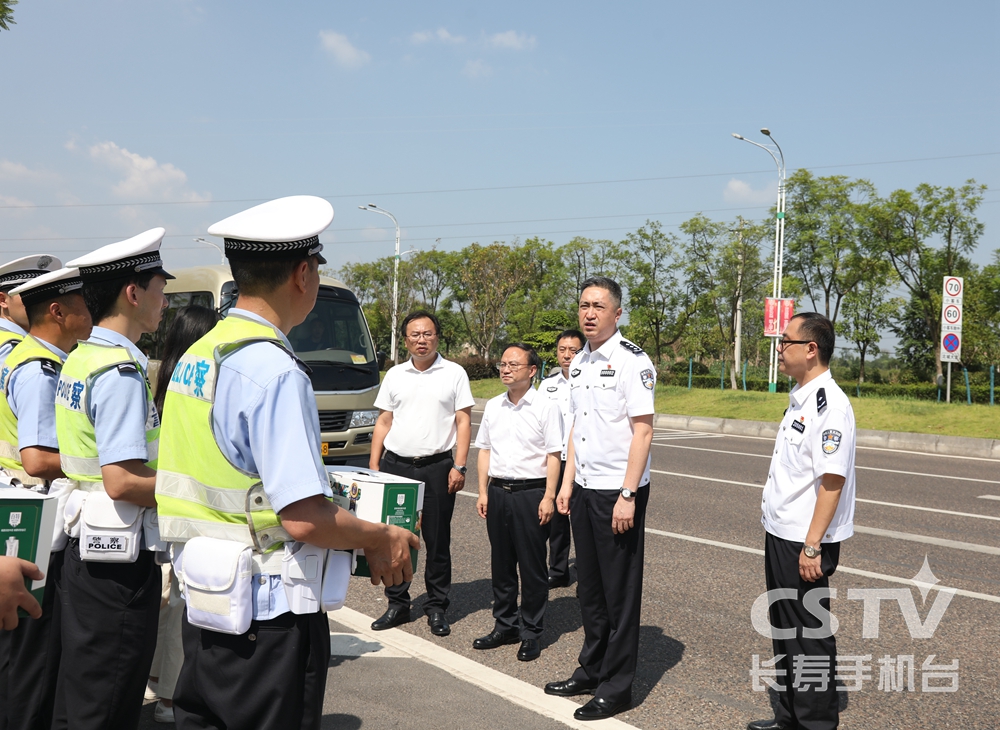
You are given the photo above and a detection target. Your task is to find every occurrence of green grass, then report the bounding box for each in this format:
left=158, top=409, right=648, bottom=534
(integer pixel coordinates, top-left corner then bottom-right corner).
left=469, top=379, right=1000, bottom=440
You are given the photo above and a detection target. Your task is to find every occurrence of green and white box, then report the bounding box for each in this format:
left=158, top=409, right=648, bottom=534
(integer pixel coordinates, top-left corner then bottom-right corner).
left=0, top=489, right=57, bottom=612
left=326, top=466, right=423, bottom=578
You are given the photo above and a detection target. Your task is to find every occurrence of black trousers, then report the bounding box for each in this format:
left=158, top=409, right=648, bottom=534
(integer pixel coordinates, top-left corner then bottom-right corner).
left=547, top=461, right=571, bottom=581
left=486, top=483, right=549, bottom=639
left=569, top=485, right=648, bottom=705
left=173, top=611, right=331, bottom=730
left=764, top=532, right=841, bottom=730
left=380, top=453, right=455, bottom=614
left=3, top=549, right=64, bottom=730
left=55, top=539, right=160, bottom=730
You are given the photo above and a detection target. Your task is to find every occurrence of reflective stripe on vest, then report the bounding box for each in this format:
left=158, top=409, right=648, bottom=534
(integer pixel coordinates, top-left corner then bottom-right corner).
left=54, top=340, right=159, bottom=484
left=0, top=336, right=63, bottom=486
left=155, top=314, right=297, bottom=552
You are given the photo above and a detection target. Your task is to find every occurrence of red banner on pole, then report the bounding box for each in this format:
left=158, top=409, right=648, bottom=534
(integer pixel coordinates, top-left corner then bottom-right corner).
left=764, top=298, right=795, bottom=337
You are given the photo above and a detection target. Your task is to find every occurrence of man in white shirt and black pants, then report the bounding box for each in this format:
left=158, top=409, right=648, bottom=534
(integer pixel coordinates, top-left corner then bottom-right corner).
left=537, top=329, right=584, bottom=588
left=545, top=277, right=655, bottom=722
left=748, top=312, right=856, bottom=730
left=370, top=310, right=475, bottom=637
left=474, top=344, right=562, bottom=662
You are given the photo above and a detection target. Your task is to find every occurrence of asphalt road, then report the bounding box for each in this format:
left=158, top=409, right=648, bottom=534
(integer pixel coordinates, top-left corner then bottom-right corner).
left=142, top=409, right=1000, bottom=729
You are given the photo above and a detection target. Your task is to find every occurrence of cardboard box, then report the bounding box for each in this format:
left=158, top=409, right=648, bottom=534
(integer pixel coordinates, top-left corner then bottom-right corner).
left=326, top=466, right=423, bottom=578
left=0, top=488, right=57, bottom=613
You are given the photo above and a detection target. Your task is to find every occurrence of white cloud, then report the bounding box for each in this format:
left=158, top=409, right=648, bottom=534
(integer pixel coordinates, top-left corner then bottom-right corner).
left=0, top=160, right=53, bottom=183
left=0, top=194, right=34, bottom=208
left=412, top=27, right=465, bottom=44
left=319, top=31, right=371, bottom=68
left=723, top=178, right=777, bottom=205
left=88, top=141, right=209, bottom=202
left=462, top=59, right=492, bottom=79
left=487, top=30, right=536, bottom=51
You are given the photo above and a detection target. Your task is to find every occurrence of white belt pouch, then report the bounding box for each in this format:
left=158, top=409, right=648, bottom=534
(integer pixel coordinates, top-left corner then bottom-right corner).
left=281, top=543, right=351, bottom=614
left=143, top=508, right=167, bottom=552
left=46, top=478, right=76, bottom=552
left=79, top=491, right=142, bottom=563
left=182, top=536, right=253, bottom=635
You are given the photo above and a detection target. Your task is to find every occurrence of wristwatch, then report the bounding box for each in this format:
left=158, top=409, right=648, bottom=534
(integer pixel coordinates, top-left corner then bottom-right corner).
left=453, top=464, right=467, bottom=476
left=803, top=544, right=821, bottom=559
left=619, top=487, right=635, bottom=499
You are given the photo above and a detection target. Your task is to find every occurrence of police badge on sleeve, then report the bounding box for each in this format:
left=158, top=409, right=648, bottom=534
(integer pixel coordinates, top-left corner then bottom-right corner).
left=821, top=429, right=842, bottom=455
left=640, top=368, right=655, bottom=390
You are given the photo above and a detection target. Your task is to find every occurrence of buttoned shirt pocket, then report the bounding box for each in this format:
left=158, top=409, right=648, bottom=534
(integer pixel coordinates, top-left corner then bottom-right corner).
left=593, top=377, right=620, bottom=413
left=779, top=428, right=810, bottom=474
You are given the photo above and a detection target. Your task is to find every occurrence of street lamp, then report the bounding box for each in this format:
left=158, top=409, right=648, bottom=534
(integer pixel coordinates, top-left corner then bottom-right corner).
left=732, top=128, right=787, bottom=393
left=194, top=237, right=226, bottom=264
left=358, top=203, right=402, bottom=365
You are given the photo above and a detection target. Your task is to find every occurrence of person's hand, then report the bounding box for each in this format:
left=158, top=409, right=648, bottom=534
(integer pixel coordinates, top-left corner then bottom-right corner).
left=799, top=548, right=823, bottom=582
left=556, top=483, right=573, bottom=515
left=476, top=493, right=488, bottom=519
left=364, top=525, right=420, bottom=587
left=611, top=495, right=635, bottom=534
left=0, top=557, right=44, bottom=630
left=538, top=496, right=555, bottom=526
left=447, top=468, right=465, bottom=494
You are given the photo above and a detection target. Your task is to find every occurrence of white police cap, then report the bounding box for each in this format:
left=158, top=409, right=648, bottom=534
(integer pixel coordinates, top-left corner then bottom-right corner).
left=67, top=228, right=174, bottom=283
left=0, top=255, right=63, bottom=289
left=10, top=267, right=84, bottom=308
left=207, top=195, right=332, bottom=264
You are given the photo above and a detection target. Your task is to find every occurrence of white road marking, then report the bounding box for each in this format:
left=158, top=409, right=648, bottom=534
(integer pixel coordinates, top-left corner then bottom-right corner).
left=852, top=526, right=1000, bottom=555
left=330, top=607, right=641, bottom=730
left=650, top=468, right=1000, bottom=522
left=651, top=442, right=1000, bottom=485
left=644, top=528, right=1000, bottom=604
left=979, top=495, right=1000, bottom=501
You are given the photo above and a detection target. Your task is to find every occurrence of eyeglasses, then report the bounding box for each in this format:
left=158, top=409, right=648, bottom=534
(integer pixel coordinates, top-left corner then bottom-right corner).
left=495, top=362, right=528, bottom=372
left=776, top=339, right=813, bottom=351
left=406, top=332, right=437, bottom=342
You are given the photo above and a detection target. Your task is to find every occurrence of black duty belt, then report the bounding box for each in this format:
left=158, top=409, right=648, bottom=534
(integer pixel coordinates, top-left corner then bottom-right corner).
left=489, top=477, right=547, bottom=492
left=384, top=450, right=452, bottom=468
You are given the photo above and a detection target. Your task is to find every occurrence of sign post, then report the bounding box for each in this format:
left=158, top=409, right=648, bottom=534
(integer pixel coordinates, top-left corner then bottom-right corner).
left=764, top=298, right=794, bottom=393
left=939, top=276, right=963, bottom=404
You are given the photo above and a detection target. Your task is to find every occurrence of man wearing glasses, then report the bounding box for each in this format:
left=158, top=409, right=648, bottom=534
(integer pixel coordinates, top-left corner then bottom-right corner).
left=748, top=312, right=857, bottom=730
left=369, top=310, right=475, bottom=637
left=473, top=344, right=562, bottom=662
left=537, top=329, right=586, bottom=588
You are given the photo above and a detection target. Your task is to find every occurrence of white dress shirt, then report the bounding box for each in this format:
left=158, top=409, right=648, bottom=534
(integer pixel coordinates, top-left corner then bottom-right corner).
left=375, top=353, right=475, bottom=458
left=536, top=370, right=572, bottom=460
left=475, top=387, right=563, bottom=480
left=761, top=369, right=857, bottom=543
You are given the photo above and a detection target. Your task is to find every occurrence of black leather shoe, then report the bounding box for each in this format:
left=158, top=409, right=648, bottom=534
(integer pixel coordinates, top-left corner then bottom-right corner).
left=548, top=575, right=570, bottom=588
left=543, top=678, right=598, bottom=697
left=427, top=612, right=451, bottom=637
left=472, top=628, right=519, bottom=650
left=574, top=696, right=629, bottom=721
left=516, top=639, right=541, bottom=661
left=371, top=607, right=410, bottom=631
left=747, top=720, right=789, bottom=730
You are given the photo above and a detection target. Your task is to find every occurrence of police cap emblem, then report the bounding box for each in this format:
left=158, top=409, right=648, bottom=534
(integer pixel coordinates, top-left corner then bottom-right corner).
left=821, top=429, right=842, bottom=455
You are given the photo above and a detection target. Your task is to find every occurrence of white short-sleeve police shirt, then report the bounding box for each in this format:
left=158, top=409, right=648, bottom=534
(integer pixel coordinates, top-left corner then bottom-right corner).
left=761, top=369, right=856, bottom=543
left=536, top=370, right=572, bottom=460
left=374, top=354, right=475, bottom=458
left=475, top=387, right=563, bottom=480
left=568, top=330, right=656, bottom=490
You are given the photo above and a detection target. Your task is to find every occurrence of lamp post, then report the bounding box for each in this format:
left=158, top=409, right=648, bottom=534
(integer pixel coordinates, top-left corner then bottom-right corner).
left=194, top=237, right=226, bottom=264
left=358, top=203, right=402, bottom=364
left=731, top=128, right=787, bottom=392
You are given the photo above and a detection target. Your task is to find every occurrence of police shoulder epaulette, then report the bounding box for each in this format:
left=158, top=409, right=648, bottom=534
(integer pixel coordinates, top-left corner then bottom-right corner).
left=543, top=371, right=559, bottom=379
left=619, top=340, right=644, bottom=355
left=117, top=362, right=138, bottom=374
left=816, top=388, right=827, bottom=414
left=39, top=360, right=58, bottom=375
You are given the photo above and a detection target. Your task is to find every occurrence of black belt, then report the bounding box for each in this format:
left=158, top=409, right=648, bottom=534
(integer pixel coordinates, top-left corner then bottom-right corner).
left=489, top=477, right=546, bottom=492
left=384, top=450, right=452, bottom=467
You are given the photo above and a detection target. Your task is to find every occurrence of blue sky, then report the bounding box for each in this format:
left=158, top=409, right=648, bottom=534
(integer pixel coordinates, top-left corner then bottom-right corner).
left=1, top=0, right=997, bottom=280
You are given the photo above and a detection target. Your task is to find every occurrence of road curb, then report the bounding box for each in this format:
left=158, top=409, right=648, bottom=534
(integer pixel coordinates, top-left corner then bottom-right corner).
left=472, top=398, right=1000, bottom=460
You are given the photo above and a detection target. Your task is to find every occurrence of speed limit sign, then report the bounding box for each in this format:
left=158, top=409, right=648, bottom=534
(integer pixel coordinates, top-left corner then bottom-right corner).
left=940, top=276, right=963, bottom=363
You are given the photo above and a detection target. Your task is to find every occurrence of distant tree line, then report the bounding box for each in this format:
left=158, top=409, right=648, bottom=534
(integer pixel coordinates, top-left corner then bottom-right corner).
left=335, top=173, right=997, bottom=387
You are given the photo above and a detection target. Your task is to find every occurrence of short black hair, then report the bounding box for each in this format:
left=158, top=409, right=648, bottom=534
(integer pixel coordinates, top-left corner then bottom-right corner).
left=580, top=276, right=622, bottom=309
left=503, top=343, right=542, bottom=373
left=229, top=254, right=316, bottom=297
left=401, top=309, right=441, bottom=337
left=556, top=329, right=585, bottom=347
left=791, top=311, right=835, bottom=365
left=153, top=305, right=222, bottom=415
left=83, top=272, right=156, bottom=324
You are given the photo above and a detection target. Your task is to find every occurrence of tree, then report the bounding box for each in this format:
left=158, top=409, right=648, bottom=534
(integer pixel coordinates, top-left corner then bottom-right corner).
left=0, top=0, right=17, bottom=31
left=338, top=257, right=417, bottom=358
left=409, top=248, right=454, bottom=312
left=835, top=261, right=902, bottom=383
left=783, top=171, right=875, bottom=323
left=505, top=238, right=575, bottom=344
